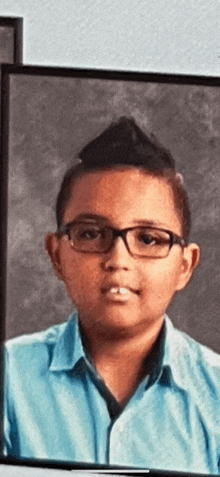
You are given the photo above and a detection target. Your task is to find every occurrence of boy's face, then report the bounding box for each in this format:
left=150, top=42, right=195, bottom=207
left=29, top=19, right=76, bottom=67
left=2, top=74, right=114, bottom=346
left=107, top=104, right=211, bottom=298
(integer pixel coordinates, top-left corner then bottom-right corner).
left=47, top=168, right=199, bottom=338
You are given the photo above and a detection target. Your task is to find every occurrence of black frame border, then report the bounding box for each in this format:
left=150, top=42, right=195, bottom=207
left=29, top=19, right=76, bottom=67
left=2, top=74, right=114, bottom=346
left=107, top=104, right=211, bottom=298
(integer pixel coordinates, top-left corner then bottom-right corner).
left=2, top=63, right=220, bottom=84
left=0, top=17, right=23, bottom=64
left=0, top=455, right=218, bottom=476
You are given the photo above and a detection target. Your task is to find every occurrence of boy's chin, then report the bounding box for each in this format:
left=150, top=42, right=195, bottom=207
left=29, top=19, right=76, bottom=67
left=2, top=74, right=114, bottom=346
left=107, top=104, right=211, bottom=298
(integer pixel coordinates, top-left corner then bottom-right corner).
left=81, top=308, right=162, bottom=339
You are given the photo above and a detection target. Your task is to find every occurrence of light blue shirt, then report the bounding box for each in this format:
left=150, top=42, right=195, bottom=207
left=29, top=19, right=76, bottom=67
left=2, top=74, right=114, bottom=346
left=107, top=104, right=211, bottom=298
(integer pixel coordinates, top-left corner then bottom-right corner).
left=4, top=312, right=220, bottom=474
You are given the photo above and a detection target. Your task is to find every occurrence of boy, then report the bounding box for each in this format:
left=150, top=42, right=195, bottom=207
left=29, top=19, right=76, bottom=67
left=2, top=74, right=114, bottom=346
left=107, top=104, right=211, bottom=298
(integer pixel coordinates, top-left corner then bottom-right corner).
left=4, top=117, right=220, bottom=474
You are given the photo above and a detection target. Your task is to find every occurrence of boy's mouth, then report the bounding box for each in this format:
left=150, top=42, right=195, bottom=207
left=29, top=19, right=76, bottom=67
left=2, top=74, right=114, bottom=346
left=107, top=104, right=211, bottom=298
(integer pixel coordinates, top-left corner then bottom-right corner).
left=108, top=287, right=134, bottom=295
left=101, top=285, right=140, bottom=298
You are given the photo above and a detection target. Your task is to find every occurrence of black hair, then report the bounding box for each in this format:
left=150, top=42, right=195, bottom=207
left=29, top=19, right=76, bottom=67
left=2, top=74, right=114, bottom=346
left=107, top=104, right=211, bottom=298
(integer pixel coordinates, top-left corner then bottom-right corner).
left=56, top=117, right=191, bottom=241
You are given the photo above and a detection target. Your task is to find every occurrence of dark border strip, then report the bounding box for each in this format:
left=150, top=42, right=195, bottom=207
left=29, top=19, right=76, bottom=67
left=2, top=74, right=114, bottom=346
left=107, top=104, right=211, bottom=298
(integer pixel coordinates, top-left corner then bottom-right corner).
left=0, top=58, right=9, bottom=345
left=0, top=456, right=218, bottom=477
left=0, top=17, right=23, bottom=460
left=0, top=17, right=23, bottom=64
left=1, top=63, right=220, bottom=86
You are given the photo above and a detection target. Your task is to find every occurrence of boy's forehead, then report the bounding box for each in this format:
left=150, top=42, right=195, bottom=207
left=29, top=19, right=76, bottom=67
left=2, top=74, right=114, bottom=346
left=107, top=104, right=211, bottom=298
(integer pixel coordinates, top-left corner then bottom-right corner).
left=63, top=168, right=182, bottom=233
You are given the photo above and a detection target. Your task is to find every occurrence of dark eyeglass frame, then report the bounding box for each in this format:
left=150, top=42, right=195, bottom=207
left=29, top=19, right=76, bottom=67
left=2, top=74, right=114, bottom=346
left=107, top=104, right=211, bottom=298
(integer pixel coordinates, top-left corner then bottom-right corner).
left=57, top=220, right=187, bottom=258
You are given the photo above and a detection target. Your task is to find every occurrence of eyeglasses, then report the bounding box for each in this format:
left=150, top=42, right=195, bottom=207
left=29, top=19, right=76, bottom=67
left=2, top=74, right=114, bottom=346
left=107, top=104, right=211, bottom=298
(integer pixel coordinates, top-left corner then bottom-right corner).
left=58, top=220, right=186, bottom=259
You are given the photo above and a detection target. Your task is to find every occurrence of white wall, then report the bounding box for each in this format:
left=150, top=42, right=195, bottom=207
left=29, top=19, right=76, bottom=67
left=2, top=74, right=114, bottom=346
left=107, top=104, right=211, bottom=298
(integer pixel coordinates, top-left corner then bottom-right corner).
left=1, top=0, right=220, bottom=76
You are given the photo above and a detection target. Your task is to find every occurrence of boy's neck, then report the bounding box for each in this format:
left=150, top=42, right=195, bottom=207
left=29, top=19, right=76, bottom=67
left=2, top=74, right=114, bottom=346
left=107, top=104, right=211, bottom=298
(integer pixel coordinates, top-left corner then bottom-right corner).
left=80, top=316, right=165, bottom=405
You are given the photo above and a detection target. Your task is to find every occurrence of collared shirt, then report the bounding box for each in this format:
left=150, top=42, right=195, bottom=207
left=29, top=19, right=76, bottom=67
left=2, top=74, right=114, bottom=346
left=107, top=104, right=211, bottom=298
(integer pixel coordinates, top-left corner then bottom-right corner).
left=4, top=312, right=220, bottom=474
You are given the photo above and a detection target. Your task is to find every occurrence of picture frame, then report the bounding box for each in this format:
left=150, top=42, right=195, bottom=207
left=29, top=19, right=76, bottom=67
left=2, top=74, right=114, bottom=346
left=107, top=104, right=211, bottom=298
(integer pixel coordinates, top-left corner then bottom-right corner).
left=1, top=64, right=220, bottom=472
left=0, top=17, right=23, bottom=136
left=0, top=17, right=23, bottom=66
left=0, top=454, right=213, bottom=477
left=0, top=454, right=136, bottom=473
left=0, top=17, right=23, bottom=460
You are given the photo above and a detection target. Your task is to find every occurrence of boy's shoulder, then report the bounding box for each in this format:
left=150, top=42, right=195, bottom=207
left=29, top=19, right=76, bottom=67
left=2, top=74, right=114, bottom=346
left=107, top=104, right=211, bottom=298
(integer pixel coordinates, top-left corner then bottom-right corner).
left=6, top=320, right=67, bottom=350
left=5, top=314, right=76, bottom=373
left=170, top=319, right=220, bottom=369
left=165, top=317, right=220, bottom=401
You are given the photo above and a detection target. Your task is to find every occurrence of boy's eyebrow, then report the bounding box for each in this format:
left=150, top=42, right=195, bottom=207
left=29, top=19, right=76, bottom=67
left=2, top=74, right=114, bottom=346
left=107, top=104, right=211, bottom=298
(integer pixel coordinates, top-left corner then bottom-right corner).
left=71, top=213, right=108, bottom=223
left=133, top=219, right=165, bottom=227
left=68, top=213, right=164, bottom=228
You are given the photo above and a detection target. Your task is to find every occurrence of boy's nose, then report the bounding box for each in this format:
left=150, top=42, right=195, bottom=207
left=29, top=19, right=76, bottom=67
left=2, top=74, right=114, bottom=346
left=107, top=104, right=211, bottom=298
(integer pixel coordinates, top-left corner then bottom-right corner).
left=101, top=236, right=132, bottom=271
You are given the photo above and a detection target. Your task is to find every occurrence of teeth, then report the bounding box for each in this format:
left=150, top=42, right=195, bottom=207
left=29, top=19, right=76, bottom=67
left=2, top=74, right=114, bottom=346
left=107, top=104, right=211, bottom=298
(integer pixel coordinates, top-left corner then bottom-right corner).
left=109, top=287, right=129, bottom=294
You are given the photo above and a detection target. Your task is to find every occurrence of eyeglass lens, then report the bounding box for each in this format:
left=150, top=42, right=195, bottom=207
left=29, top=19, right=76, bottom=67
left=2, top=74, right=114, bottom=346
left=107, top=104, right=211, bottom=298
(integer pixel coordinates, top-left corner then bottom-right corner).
left=68, top=223, right=171, bottom=258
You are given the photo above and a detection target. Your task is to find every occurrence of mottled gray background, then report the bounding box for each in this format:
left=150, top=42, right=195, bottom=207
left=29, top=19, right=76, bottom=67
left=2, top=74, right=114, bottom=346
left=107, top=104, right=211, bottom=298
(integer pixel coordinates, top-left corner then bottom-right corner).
left=5, top=73, right=220, bottom=354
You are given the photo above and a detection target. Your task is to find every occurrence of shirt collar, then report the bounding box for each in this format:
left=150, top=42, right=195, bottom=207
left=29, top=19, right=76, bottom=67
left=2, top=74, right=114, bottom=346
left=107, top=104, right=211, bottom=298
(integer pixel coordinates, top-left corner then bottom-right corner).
left=143, top=315, right=193, bottom=389
left=161, top=314, right=193, bottom=389
left=49, top=311, right=85, bottom=372
left=49, top=311, right=190, bottom=391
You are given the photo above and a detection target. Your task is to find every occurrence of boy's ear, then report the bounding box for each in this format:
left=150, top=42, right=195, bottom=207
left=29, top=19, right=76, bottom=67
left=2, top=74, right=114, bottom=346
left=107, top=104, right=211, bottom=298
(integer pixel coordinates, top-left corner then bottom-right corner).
left=176, top=243, right=201, bottom=292
left=45, top=232, right=63, bottom=280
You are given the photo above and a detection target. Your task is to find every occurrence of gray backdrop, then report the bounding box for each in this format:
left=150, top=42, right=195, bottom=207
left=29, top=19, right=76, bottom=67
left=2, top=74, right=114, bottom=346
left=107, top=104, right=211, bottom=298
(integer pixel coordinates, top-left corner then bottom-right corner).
left=5, top=71, right=220, bottom=353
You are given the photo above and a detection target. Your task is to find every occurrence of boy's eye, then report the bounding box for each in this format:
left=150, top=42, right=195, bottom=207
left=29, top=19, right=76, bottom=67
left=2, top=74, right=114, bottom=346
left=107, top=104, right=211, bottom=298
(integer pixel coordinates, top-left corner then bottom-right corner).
left=136, top=229, right=170, bottom=246
left=138, top=233, right=156, bottom=245
left=81, top=229, right=101, bottom=240
left=73, top=225, right=102, bottom=241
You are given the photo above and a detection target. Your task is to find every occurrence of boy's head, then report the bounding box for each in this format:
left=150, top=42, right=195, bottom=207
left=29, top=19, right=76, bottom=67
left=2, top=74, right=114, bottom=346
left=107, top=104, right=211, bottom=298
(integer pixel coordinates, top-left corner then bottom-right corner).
left=46, top=117, right=200, bottom=338
left=56, top=117, right=190, bottom=242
